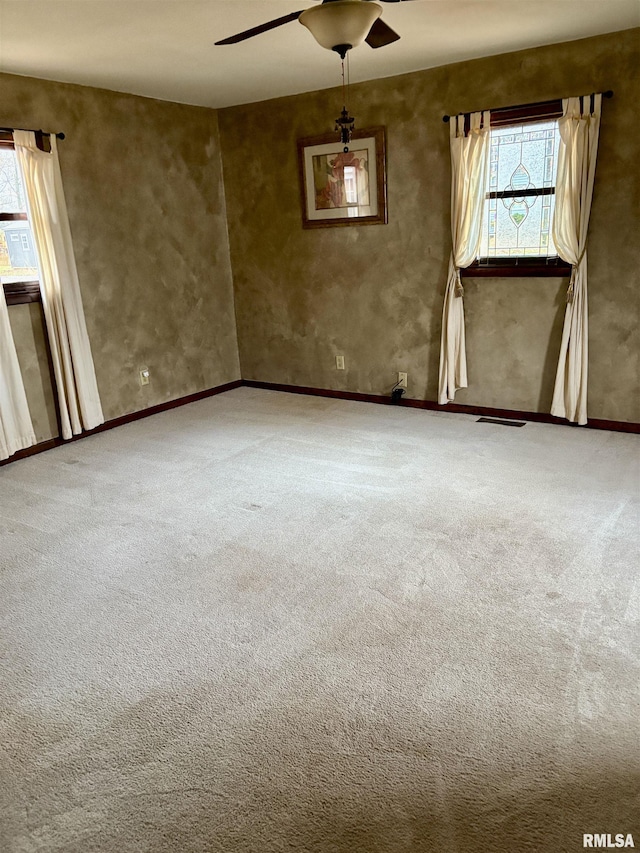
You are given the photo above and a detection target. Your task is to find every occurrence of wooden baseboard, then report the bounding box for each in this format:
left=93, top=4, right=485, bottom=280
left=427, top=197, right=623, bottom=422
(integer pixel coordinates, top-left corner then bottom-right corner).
left=0, top=379, right=243, bottom=467
left=242, top=380, right=640, bottom=434
left=2, top=376, right=637, bottom=467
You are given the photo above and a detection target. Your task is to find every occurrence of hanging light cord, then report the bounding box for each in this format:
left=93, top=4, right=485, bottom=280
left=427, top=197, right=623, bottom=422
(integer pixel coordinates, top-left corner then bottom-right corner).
left=336, top=51, right=355, bottom=151
left=340, top=52, right=352, bottom=111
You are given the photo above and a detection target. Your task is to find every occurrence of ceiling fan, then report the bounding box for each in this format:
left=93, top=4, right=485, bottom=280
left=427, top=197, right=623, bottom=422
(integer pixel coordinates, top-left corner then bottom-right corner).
left=215, top=0, right=418, bottom=59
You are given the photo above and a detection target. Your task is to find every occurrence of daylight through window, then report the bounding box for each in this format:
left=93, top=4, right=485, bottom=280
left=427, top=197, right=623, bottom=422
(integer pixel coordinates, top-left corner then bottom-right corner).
left=0, top=145, right=39, bottom=288
left=479, top=119, right=561, bottom=260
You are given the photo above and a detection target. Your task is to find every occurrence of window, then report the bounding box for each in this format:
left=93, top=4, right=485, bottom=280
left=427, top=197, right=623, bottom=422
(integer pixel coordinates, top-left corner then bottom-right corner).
left=0, top=135, right=41, bottom=304
left=463, top=100, right=571, bottom=277
left=481, top=120, right=560, bottom=257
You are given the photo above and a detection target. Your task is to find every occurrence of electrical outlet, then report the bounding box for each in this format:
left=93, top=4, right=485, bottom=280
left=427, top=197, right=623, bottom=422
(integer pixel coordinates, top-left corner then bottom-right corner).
left=336, top=355, right=345, bottom=370
left=398, top=372, right=408, bottom=388
left=139, top=367, right=150, bottom=386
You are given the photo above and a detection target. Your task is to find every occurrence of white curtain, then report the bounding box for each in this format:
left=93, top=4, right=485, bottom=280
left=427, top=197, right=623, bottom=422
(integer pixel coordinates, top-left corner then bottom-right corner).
left=551, top=94, right=602, bottom=425
left=14, top=131, right=103, bottom=439
left=438, top=111, right=491, bottom=405
left=0, top=289, right=36, bottom=459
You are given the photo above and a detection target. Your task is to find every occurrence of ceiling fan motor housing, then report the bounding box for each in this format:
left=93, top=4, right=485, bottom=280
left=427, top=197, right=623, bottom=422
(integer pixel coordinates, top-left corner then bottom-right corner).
left=299, top=0, right=382, bottom=52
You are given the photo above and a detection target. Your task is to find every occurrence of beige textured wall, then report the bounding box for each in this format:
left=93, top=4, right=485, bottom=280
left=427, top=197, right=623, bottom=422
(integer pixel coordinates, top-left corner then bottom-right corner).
left=219, top=29, right=639, bottom=422
left=1, top=72, right=240, bottom=437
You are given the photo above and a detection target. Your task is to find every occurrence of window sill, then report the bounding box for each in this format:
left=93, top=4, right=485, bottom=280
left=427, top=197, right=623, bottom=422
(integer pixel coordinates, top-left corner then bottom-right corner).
left=3, top=280, right=42, bottom=306
left=461, top=259, right=571, bottom=278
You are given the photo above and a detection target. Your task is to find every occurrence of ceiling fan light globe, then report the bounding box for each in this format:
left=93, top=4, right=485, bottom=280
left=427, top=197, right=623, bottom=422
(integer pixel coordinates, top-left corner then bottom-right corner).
left=299, top=1, right=382, bottom=52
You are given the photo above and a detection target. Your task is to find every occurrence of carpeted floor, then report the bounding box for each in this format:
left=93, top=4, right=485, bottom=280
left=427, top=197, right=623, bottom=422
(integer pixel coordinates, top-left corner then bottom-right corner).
left=1, top=387, right=638, bottom=853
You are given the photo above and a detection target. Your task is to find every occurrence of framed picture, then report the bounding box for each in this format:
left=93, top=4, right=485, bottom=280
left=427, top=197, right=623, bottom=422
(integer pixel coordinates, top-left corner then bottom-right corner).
left=297, top=126, right=387, bottom=228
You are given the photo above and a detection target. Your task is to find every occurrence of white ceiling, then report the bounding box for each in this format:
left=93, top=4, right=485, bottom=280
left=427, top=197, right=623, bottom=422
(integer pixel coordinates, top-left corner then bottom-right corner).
left=0, top=1, right=637, bottom=109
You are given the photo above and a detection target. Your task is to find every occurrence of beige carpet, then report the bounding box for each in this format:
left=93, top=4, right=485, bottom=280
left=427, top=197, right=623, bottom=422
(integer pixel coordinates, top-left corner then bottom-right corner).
left=1, top=387, right=638, bottom=853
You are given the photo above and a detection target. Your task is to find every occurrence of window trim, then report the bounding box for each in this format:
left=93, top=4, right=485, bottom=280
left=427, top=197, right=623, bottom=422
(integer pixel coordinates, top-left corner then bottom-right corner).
left=470, top=98, right=568, bottom=277
left=461, top=257, right=571, bottom=278
left=0, top=135, right=42, bottom=306
left=4, top=279, right=41, bottom=305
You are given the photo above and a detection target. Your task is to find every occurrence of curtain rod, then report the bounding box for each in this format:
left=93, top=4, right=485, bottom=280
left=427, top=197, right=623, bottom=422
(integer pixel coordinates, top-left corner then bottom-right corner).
left=0, top=125, right=65, bottom=139
left=442, top=90, right=614, bottom=122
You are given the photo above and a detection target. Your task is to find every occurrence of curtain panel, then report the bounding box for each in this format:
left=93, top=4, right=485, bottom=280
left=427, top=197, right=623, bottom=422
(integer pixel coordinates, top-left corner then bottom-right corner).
left=14, top=131, right=104, bottom=440
left=438, top=111, right=490, bottom=405
left=0, top=289, right=36, bottom=460
left=551, top=94, right=602, bottom=425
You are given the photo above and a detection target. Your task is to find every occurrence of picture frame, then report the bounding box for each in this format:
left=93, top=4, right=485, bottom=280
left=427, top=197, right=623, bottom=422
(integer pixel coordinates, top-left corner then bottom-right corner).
left=297, top=126, right=387, bottom=229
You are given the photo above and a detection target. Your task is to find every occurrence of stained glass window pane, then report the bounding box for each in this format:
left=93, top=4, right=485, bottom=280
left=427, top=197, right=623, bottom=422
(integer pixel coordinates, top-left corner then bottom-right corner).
left=479, top=119, right=561, bottom=258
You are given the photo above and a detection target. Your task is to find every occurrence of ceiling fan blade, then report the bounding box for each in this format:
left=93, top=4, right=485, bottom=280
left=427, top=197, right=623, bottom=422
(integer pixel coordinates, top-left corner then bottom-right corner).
left=365, top=18, right=400, bottom=49
left=215, top=11, right=304, bottom=45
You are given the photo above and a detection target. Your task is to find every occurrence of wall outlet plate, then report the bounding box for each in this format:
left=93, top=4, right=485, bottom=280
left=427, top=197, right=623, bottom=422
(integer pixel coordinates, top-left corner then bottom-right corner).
left=139, top=367, right=150, bottom=386
left=398, top=372, right=408, bottom=388
left=336, top=355, right=345, bottom=370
